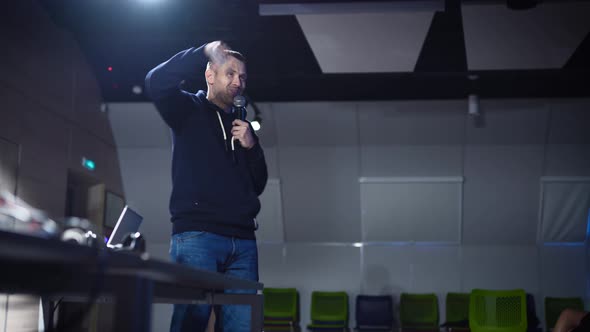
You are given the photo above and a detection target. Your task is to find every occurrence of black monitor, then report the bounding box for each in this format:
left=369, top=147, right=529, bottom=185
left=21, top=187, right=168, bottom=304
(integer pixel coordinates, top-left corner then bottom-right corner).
left=106, top=206, right=143, bottom=248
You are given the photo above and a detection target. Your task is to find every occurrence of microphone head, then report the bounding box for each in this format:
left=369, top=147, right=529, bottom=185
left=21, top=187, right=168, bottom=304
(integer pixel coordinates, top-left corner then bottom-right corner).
left=233, top=95, right=247, bottom=108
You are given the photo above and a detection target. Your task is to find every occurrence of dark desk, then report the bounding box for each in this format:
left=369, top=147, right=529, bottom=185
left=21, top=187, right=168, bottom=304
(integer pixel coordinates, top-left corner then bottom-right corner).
left=0, top=230, right=264, bottom=331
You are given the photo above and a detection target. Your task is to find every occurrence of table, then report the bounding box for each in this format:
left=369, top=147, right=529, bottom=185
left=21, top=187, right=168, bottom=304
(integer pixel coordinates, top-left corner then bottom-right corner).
left=0, top=230, right=264, bottom=331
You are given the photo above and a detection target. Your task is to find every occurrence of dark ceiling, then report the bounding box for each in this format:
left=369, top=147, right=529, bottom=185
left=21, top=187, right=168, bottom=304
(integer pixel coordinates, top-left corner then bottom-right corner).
left=38, top=0, right=590, bottom=102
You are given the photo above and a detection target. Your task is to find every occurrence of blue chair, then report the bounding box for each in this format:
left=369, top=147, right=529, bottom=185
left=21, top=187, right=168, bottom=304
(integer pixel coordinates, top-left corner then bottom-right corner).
left=355, top=295, right=394, bottom=331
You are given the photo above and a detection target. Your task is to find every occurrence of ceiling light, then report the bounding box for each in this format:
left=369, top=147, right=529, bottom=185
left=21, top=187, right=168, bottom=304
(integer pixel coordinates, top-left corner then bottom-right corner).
left=259, top=1, right=444, bottom=16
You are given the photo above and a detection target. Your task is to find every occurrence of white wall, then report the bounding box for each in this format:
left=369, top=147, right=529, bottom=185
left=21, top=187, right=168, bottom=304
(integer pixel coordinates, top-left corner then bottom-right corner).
left=109, top=98, right=590, bottom=330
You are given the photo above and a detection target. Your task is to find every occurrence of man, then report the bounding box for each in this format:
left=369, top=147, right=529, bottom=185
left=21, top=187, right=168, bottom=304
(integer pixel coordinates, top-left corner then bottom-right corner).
left=145, top=41, right=268, bottom=331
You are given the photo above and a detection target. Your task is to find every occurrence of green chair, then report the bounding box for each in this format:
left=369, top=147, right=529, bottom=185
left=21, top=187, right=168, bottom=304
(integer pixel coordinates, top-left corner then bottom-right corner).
left=544, top=297, right=584, bottom=331
left=307, top=291, right=348, bottom=331
left=469, top=289, right=527, bottom=332
left=442, top=293, right=470, bottom=331
left=400, top=293, right=439, bottom=331
left=264, top=288, right=299, bottom=331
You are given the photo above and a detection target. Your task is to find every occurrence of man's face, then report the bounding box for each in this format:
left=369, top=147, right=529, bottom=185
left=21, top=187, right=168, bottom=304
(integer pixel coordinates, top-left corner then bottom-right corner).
left=209, top=56, right=247, bottom=108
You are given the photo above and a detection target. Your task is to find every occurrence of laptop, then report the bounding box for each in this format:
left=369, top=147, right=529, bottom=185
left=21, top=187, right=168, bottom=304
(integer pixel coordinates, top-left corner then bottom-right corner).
left=106, top=205, right=143, bottom=249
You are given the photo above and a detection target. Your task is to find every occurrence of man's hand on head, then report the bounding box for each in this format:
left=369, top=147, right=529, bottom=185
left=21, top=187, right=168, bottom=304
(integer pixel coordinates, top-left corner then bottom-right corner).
left=231, top=120, right=256, bottom=149
left=205, top=41, right=230, bottom=67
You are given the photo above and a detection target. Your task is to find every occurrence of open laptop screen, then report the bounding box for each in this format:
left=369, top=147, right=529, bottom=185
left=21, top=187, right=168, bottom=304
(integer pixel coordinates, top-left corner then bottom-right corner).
left=106, top=205, right=143, bottom=248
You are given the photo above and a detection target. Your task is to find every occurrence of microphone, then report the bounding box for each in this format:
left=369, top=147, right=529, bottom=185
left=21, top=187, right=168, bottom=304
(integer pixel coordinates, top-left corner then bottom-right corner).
left=231, top=95, right=247, bottom=153
left=233, top=95, right=247, bottom=121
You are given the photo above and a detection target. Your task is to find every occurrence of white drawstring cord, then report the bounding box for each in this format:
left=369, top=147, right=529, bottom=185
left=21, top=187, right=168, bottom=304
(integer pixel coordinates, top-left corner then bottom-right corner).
left=215, top=111, right=227, bottom=141
left=216, top=111, right=236, bottom=151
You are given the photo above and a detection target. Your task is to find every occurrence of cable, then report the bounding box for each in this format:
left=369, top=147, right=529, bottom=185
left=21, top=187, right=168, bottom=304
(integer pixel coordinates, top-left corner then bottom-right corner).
left=50, top=297, right=63, bottom=317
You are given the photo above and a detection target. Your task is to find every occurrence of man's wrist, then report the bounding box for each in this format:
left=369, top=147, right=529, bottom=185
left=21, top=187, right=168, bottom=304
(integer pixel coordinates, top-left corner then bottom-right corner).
left=246, top=141, right=257, bottom=150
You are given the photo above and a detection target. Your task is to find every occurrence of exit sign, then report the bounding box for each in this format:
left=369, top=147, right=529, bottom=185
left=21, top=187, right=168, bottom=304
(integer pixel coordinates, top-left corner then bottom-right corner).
left=82, top=157, right=96, bottom=171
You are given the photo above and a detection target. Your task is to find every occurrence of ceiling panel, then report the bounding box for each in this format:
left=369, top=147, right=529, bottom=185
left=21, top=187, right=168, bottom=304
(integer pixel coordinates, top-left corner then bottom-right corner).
left=297, top=11, right=434, bottom=73
left=462, top=2, right=590, bottom=70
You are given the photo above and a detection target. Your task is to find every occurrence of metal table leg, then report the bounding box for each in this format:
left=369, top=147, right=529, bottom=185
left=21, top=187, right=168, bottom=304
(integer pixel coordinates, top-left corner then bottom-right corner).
left=114, top=276, right=153, bottom=332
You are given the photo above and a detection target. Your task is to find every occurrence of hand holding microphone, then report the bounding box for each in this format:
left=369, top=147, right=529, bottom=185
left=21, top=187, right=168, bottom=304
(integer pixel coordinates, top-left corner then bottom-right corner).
left=231, top=95, right=255, bottom=149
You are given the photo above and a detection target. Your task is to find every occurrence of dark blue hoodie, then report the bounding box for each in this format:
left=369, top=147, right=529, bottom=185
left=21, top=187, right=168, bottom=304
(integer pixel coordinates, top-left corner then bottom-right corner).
left=145, top=44, right=268, bottom=239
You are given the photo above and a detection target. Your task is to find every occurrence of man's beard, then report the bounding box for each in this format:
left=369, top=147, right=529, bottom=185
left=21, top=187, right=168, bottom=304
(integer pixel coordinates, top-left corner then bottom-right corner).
left=221, top=88, right=239, bottom=107
left=220, top=92, right=234, bottom=109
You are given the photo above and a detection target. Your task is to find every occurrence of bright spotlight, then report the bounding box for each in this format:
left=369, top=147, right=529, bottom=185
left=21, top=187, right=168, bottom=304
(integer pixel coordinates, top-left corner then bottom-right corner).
left=251, top=120, right=261, bottom=131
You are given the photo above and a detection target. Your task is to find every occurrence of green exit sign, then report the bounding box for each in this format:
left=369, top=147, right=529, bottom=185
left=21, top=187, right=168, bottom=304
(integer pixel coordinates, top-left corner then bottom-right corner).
left=82, top=157, right=96, bottom=171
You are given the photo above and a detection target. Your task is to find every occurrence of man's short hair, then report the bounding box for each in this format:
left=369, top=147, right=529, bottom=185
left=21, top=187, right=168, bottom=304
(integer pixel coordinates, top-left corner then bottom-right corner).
left=206, top=49, right=246, bottom=71
left=225, top=50, right=246, bottom=63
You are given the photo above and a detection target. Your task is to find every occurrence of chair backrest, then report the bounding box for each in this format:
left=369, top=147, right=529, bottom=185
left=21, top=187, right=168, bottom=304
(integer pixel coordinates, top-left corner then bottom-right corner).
left=469, top=289, right=527, bottom=332
left=263, top=288, right=299, bottom=322
left=400, top=293, right=439, bottom=328
left=544, top=297, right=584, bottom=329
left=310, top=291, right=348, bottom=324
left=446, top=292, right=470, bottom=325
left=356, top=295, right=394, bottom=328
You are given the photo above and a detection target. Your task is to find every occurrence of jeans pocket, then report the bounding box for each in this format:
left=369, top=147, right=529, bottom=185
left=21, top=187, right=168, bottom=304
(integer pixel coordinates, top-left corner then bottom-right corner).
left=175, top=230, right=207, bottom=242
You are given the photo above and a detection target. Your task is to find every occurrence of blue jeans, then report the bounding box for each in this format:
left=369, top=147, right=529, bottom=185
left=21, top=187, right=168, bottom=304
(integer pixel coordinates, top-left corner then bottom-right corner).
left=169, top=231, right=258, bottom=332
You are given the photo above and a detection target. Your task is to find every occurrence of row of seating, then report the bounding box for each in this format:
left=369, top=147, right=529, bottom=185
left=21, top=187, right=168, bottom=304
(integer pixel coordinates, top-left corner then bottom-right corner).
left=263, top=288, right=584, bottom=332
